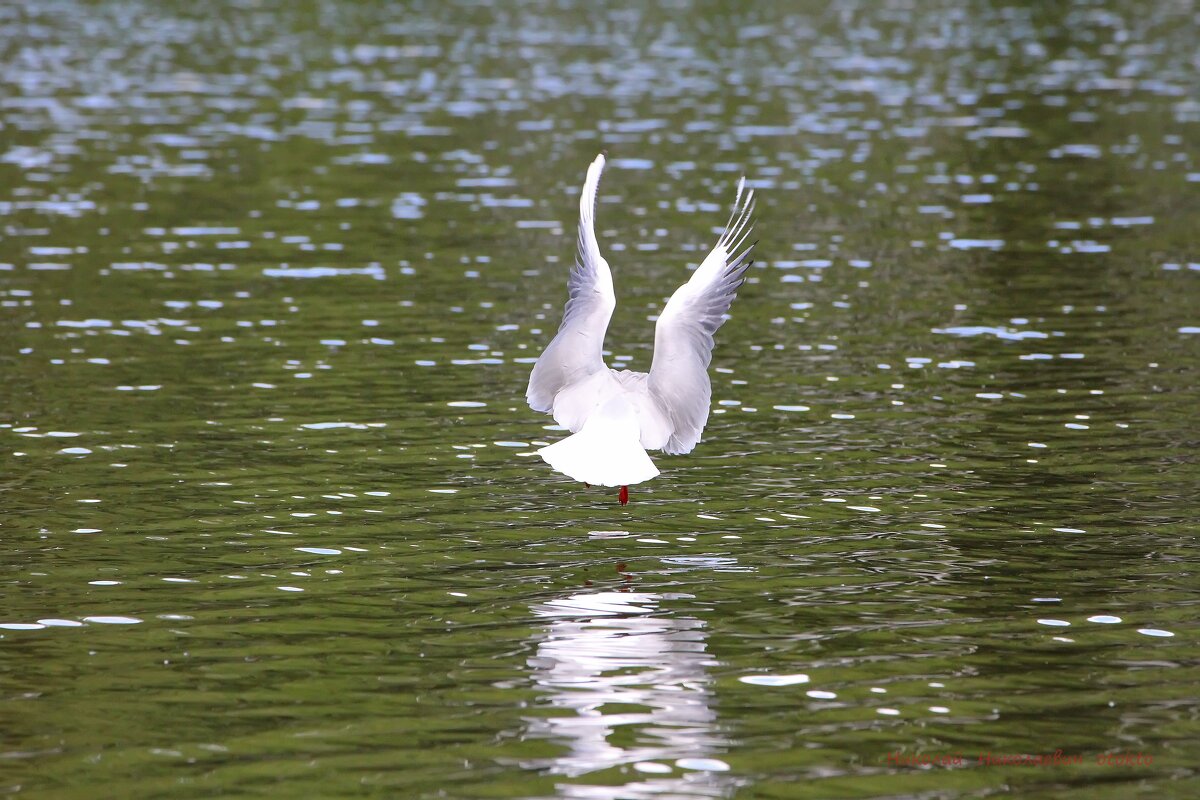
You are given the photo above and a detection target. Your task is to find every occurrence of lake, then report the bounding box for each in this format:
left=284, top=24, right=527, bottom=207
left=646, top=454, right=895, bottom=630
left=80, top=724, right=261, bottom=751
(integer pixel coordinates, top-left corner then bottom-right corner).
left=1, top=1, right=1197, bottom=798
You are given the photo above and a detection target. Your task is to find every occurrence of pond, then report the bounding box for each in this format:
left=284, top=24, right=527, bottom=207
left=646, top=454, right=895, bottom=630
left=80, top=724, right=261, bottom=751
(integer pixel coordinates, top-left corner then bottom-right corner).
left=1, top=1, right=1197, bottom=798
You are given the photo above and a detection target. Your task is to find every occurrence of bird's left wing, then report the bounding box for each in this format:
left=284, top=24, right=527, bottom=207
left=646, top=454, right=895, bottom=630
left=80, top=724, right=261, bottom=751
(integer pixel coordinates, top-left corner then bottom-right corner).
left=526, top=154, right=616, bottom=413
left=647, top=177, right=755, bottom=454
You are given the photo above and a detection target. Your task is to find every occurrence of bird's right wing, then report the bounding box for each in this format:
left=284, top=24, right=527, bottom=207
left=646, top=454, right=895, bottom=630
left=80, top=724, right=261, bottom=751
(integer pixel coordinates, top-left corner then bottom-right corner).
left=526, top=154, right=616, bottom=413
left=647, top=177, right=755, bottom=454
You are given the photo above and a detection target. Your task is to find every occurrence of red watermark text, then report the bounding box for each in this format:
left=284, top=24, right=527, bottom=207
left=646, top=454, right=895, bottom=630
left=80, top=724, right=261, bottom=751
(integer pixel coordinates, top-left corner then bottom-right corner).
left=884, top=751, right=1154, bottom=768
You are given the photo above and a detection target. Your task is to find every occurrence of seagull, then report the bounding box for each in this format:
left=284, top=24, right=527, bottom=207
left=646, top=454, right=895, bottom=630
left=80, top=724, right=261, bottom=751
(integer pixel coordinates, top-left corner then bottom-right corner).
left=526, top=154, right=756, bottom=505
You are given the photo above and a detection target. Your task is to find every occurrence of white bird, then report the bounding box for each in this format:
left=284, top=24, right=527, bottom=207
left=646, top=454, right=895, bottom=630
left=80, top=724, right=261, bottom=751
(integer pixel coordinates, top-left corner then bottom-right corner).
left=526, top=154, right=756, bottom=505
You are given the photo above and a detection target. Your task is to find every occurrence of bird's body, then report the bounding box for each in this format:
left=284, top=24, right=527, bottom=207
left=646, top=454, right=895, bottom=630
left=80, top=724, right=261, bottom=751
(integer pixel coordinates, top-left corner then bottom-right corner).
left=526, top=154, right=756, bottom=504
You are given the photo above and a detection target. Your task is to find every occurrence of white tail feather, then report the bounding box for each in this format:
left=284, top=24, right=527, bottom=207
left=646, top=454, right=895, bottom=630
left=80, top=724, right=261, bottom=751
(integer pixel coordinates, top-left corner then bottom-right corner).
left=536, top=397, right=660, bottom=487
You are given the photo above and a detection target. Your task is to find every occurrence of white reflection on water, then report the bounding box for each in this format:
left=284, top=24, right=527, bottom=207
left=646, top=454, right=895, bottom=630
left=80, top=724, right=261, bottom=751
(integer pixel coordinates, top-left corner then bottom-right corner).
left=523, top=591, right=737, bottom=798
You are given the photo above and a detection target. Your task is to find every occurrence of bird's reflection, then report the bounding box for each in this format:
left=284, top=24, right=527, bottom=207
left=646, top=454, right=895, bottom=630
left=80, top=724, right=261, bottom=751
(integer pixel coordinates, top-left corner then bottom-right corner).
left=522, top=590, right=737, bottom=798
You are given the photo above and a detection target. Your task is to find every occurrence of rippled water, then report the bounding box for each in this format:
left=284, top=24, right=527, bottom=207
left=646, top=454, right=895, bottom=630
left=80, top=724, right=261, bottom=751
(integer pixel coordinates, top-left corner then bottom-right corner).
left=2, top=2, right=1198, bottom=797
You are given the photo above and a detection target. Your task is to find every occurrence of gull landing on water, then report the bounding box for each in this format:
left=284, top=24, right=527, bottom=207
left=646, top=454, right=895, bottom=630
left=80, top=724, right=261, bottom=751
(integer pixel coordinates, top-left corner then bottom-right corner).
left=526, top=154, right=756, bottom=505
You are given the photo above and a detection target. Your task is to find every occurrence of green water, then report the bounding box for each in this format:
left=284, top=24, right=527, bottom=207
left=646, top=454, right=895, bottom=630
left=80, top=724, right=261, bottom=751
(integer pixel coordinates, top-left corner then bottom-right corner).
left=2, top=1, right=1198, bottom=798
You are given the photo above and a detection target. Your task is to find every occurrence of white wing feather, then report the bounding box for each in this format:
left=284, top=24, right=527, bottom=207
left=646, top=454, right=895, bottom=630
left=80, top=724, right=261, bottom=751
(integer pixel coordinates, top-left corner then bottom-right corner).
left=526, top=154, right=615, bottom=414
left=648, top=178, right=755, bottom=454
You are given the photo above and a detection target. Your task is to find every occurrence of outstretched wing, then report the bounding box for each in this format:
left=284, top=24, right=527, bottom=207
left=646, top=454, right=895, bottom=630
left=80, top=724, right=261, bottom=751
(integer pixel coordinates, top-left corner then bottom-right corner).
left=526, top=154, right=616, bottom=413
left=647, top=177, right=755, bottom=454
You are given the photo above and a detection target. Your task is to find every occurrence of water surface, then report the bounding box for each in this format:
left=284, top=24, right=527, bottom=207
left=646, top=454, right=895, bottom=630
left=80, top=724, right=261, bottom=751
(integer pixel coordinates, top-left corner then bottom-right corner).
left=2, top=1, right=1198, bottom=798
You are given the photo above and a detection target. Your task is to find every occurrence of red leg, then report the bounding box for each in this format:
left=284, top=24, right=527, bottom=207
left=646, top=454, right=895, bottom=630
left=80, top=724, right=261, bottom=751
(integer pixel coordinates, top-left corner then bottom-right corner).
left=619, top=485, right=629, bottom=505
